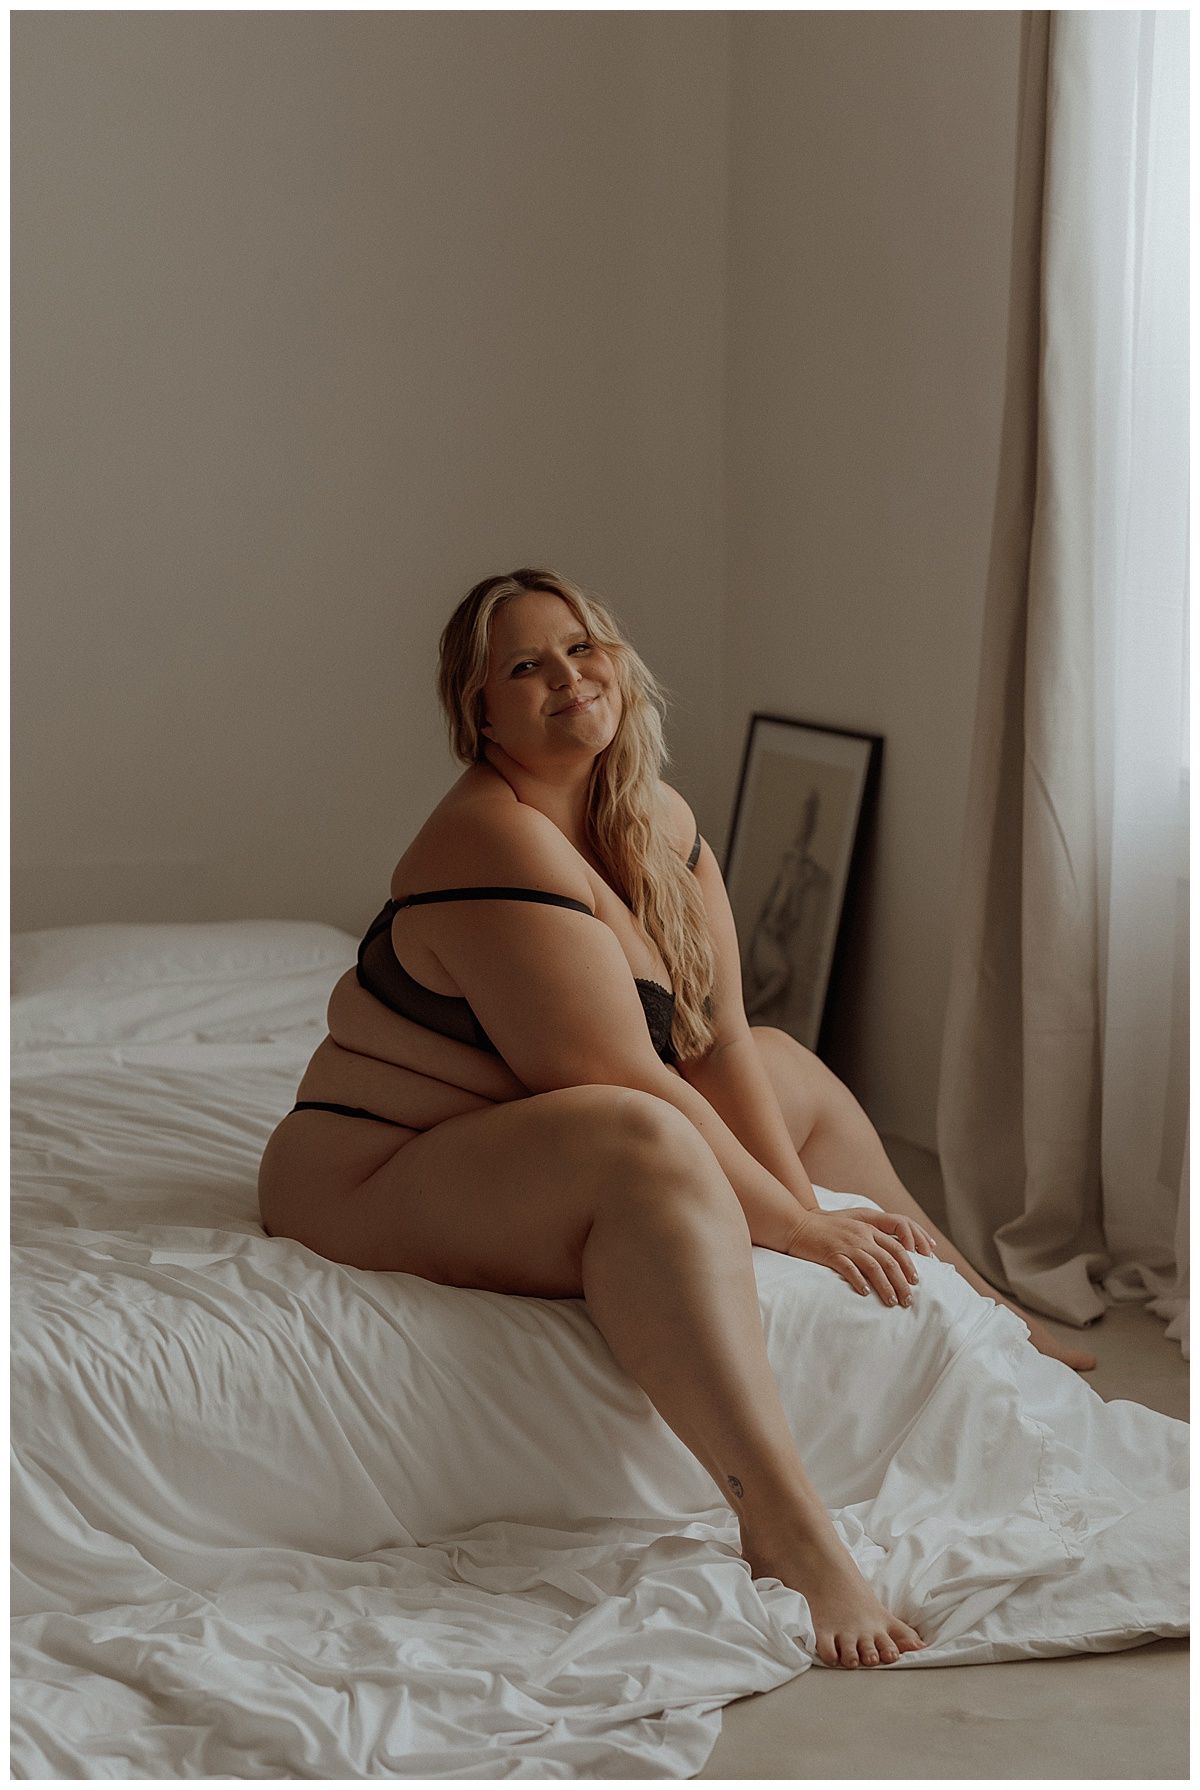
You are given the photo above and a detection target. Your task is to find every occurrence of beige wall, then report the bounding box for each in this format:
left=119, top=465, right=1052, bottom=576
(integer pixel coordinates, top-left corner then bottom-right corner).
left=725, top=12, right=1021, bottom=1146
left=11, top=12, right=1023, bottom=1149
left=11, top=11, right=729, bottom=931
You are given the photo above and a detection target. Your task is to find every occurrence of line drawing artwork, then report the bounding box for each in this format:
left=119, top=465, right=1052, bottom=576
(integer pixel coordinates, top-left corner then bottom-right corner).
left=742, top=786, right=832, bottom=1043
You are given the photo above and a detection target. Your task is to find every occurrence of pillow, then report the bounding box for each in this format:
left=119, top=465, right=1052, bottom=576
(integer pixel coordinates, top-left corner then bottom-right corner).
left=11, top=920, right=360, bottom=1050
left=11, top=920, right=359, bottom=997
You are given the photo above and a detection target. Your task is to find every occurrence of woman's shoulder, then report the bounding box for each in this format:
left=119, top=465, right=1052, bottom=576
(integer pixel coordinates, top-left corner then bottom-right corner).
left=658, top=782, right=700, bottom=861
left=391, top=772, right=593, bottom=905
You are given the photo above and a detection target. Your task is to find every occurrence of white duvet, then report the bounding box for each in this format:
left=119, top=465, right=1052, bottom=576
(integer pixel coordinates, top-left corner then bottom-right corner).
left=10, top=922, right=1189, bottom=1779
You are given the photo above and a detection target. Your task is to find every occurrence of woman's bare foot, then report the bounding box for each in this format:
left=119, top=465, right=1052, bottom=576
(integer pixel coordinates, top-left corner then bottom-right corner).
left=744, top=1523, right=925, bottom=1669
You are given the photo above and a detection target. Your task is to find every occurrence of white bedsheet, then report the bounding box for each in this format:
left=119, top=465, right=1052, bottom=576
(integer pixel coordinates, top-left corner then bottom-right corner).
left=11, top=952, right=1189, bottom=1778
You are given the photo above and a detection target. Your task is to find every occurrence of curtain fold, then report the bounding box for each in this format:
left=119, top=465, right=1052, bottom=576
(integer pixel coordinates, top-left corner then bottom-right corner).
left=938, top=11, right=1189, bottom=1353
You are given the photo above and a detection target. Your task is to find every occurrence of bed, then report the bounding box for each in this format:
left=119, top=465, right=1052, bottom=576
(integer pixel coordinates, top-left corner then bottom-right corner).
left=11, top=919, right=1189, bottom=1778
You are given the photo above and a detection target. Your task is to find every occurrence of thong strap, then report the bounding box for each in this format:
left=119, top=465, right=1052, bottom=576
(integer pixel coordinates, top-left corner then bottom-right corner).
left=290, top=1100, right=408, bottom=1128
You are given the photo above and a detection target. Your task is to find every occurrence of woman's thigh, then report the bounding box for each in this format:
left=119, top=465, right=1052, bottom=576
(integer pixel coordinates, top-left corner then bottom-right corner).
left=261, top=1083, right=696, bottom=1296
left=751, top=1025, right=899, bottom=1196
left=751, top=1026, right=836, bottom=1149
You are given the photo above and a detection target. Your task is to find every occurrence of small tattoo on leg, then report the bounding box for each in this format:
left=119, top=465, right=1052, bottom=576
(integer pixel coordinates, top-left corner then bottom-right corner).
left=726, top=1475, right=744, bottom=1498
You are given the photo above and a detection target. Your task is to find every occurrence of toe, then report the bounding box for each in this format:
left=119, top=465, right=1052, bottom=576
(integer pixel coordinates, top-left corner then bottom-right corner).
left=837, top=1634, right=860, bottom=1668
left=860, top=1643, right=880, bottom=1667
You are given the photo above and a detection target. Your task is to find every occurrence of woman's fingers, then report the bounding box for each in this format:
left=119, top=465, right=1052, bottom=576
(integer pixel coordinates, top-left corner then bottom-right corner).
left=868, top=1245, right=912, bottom=1305
left=831, top=1228, right=925, bottom=1307
left=873, top=1212, right=938, bottom=1257
left=833, top=1255, right=874, bottom=1298
left=839, top=1249, right=901, bottom=1306
left=840, top=1240, right=914, bottom=1306
left=865, top=1253, right=896, bottom=1305
left=882, top=1215, right=916, bottom=1249
left=875, top=1213, right=936, bottom=1257
left=789, top=1213, right=931, bottom=1309
left=871, top=1229, right=920, bottom=1286
left=903, top=1221, right=936, bottom=1256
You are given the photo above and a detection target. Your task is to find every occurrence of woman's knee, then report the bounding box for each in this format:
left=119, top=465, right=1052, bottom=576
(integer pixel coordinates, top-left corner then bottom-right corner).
left=551, top=1083, right=694, bottom=1163
left=544, top=1074, right=691, bottom=1145
left=751, top=1025, right=847, bottom=1115
left=524, top=1084, right=753, bottom=1238
left=560, top=1086, right=737, bottom=1223
left=751, top=1024, right=816, bottom=1071
left=752, top=1026, right=857, bottom=1105
left=750, top=1026, right=879, bottom=1173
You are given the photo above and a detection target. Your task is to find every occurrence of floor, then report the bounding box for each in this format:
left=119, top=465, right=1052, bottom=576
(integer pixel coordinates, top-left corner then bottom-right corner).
left=699, top=1139, right=1190, bottom=1781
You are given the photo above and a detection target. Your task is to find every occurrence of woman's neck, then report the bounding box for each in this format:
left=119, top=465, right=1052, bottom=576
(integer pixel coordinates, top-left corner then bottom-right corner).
left=481, top=744, right=595, bottom=853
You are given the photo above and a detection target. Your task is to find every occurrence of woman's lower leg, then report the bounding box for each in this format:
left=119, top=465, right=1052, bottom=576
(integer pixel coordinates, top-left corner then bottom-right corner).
left=753, top=1029, right=1097, bottom=1372
left=576, top=1115, right=924, bottom=1667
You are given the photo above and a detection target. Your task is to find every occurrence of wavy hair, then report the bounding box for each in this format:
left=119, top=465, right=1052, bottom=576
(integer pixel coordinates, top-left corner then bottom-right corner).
left=438, top=568, right=716, bottom=1060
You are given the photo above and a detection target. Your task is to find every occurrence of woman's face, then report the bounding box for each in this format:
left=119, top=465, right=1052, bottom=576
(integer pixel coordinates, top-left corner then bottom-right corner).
left=480, top=591, right=622, bottom=768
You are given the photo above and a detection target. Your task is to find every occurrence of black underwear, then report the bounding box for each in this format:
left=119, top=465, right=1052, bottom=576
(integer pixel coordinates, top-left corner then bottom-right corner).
left=290, top=1100, right=410, bottom=1127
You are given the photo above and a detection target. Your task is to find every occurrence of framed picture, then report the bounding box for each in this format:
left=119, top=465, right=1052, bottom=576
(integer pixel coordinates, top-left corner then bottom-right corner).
left=723, top=714, right=883, bottom=1056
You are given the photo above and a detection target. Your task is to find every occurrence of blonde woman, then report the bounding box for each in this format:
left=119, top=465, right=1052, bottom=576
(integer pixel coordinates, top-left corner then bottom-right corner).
left=259, top=568, right=1092, bottom=1671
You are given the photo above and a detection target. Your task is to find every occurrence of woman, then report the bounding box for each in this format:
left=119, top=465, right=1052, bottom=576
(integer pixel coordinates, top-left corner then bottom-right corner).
left=259, top=567, right=1093, bottom=1672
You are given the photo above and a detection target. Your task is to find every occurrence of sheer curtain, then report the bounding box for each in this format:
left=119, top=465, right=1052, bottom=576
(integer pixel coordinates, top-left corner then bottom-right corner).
left=937, top=12, right=1189, bottom=1354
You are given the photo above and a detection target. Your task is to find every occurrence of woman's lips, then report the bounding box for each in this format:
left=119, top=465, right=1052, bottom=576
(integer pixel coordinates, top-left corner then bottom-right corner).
left=551, top=694, right=598, bottom=717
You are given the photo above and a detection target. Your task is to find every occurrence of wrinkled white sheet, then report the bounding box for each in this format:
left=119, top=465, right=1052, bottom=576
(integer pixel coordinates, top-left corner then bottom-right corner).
left=11, top=977, right=1189, bottom=1778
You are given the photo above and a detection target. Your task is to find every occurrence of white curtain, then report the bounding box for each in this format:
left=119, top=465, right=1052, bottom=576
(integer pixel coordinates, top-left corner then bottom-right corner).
left=1087, top=10, right=1189, bottom=1349
left=938, top=12, right=1189, bottom=1354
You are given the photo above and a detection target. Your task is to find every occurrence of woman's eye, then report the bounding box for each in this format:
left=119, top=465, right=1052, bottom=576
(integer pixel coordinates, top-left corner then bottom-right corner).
left=515, top=640, right=594, bottom=673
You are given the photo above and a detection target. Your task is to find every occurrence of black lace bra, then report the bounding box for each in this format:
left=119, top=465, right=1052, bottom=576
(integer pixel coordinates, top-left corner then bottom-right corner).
left=355, top=833, right=701, bottom=1067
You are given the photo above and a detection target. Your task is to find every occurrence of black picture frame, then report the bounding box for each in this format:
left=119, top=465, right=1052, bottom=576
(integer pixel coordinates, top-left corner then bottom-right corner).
left=723, top=714, right=883, bottom=1058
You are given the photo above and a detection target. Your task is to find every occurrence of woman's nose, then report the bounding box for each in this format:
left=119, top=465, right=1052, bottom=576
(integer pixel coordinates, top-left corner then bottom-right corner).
left=549, top=657, right=581, bottom=688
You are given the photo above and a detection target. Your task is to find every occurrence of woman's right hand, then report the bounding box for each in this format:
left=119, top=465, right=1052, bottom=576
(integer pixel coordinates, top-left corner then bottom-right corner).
left=782, top=1208, right=919, bottom=1307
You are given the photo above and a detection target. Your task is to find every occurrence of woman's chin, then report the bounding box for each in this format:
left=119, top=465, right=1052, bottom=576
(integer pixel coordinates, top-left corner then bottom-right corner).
left=567, top=723, right=619, bottom=759
left=486, top=724, right=615, bottom=775
left=546, top=712, right=618, bottom=756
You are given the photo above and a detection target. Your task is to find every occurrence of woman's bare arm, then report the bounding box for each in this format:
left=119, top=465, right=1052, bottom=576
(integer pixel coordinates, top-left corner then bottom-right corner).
left=677, top=839, right=822, bottom=1205
left=672, top=831, right=932, bottom=1290
left=686, top=1035, right=820, bottom=1192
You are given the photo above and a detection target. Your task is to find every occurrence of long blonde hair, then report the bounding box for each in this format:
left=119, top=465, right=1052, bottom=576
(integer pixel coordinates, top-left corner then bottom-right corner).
left=438, top=568, right=716, bottom=1060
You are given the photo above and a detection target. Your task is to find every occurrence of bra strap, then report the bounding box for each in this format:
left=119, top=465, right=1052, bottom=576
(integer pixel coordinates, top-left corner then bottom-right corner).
left=390, top=886, right=595, bottom=916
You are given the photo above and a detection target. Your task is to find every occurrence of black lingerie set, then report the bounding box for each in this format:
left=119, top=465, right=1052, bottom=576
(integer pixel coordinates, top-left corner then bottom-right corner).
left=291, top=833, right=703, bottom=1128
